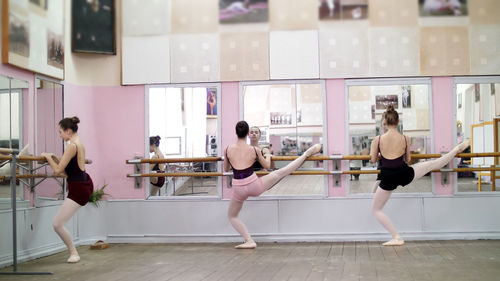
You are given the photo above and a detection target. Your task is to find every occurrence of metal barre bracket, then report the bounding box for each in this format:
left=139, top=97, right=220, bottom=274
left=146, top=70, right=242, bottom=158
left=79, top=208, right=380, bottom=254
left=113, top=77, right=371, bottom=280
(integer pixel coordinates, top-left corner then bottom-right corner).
left=332, top=154, right=342, bottom=187
left=441, top=151, right=450, bottom=186
left=134, top=156, right=142, bottom=189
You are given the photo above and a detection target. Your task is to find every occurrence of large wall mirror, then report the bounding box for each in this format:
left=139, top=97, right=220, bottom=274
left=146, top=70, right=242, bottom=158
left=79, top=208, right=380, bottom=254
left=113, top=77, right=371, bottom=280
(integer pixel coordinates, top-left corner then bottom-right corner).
left=347, top=79, right=432, bottom=194
left=241, top=81, right=327, bottom=197
left=0, top=75, right=29, bottom=209
left=147, top=85, right=221, bottom=198
left=35, top=77, right=65, bottom=205
left=455, top=77, right=500, bottom=193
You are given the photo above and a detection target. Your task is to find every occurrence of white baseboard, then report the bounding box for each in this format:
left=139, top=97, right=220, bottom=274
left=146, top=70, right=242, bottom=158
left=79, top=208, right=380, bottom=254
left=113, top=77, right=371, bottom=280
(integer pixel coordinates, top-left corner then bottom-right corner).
left=106, top=231, right=500, bottom=244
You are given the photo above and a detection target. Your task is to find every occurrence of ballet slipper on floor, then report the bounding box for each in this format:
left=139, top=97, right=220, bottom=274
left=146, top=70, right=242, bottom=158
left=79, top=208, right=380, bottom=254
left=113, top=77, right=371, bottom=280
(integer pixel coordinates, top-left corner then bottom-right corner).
left=67, top=254, right=80, bottom=263
left=235, top=241, right=257, bottom=249
left=382, top=238, right=405, bottom=246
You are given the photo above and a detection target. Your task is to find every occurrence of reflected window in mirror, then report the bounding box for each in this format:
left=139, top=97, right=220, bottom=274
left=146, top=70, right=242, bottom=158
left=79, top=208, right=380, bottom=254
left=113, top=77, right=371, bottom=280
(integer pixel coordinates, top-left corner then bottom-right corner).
left=35, top=78, right=65, bottom=205
left=0, top=76, right=29, bottom=207
left=148, top=85, right=220, bottom=198
left=455, top=78, right=500, bottom=193
left=347, top=80, right=431, bottom=194
left=242, top=82, right=326, bottom=197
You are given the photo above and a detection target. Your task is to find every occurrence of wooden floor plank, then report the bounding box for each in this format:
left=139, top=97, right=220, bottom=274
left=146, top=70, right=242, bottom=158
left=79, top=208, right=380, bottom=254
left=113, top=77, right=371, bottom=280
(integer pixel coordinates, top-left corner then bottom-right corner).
left=1, top=241, right=500, bottom=281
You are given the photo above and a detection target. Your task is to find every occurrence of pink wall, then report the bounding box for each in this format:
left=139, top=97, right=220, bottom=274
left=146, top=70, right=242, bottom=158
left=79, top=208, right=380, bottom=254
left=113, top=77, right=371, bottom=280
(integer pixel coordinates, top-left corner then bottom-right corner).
left=432, top=77, right=455, bottom=195
left=221, top=82, right=239, bottom=199
left=64, top=84, right=146, bottom=199
left=326, top=79, right=347, bottom=197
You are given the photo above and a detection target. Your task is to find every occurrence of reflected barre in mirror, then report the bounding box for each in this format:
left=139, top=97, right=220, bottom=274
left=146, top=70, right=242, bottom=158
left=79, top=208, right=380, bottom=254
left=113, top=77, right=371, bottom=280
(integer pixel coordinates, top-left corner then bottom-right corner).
left=456, top=80, right=500, bottom=193
left=0, top=75, right=29, bottom=208
left=148, top=85, right=220, bottom=198
left=347, top=80, right=431, bottom=194
left=242, top=82, right=326, bottom=197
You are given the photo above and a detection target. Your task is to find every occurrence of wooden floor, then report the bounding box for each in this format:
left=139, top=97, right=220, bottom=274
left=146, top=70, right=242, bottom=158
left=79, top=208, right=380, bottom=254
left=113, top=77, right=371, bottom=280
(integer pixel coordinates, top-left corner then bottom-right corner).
left=1, top=241, right=500, bottom=280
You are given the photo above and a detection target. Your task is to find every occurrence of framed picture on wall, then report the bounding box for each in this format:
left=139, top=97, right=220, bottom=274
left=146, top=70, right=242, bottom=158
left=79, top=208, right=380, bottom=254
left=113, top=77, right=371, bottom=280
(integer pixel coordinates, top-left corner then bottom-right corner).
left=319, top=0, right=369, bottom=21
left=375, top=95, right=398, bottom=110
left=402, top=86, right=411, bottom=108
left=219, top=0, right=268, bottom=24
left=474, top=83, right=480, bottom=102
left=72, top=0, right=115, bottom=54
left=2, top=0, right=65, bottom=79
left=418, top=0, right=468, bottom=17
left=206, top=88, right=217, bottom=117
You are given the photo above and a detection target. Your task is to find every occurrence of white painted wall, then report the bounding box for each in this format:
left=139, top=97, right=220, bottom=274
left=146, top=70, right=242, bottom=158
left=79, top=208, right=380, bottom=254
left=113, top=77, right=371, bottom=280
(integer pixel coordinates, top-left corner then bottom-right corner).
left=2, top=194, right=500, bottom=268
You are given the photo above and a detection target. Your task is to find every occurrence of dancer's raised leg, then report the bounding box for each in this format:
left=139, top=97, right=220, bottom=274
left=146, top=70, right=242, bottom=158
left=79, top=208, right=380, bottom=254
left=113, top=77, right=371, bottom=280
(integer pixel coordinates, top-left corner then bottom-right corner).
left=260, top=144, right=322, bottom=189
left=411, top=140, right=470, bottom=181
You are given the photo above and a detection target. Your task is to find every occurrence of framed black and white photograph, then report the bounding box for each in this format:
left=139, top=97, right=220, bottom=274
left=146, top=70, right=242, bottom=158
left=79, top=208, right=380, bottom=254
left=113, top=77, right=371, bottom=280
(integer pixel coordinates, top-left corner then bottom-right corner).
left=72, top=0, right=115, bottom=54
left=402, top=86, right=411, bottom=108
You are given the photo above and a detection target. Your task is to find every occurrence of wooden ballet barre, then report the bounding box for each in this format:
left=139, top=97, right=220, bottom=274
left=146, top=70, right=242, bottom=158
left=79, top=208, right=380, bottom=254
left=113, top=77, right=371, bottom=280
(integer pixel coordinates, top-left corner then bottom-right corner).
left=129, top=166, right=500, bottom=177
left=126, top=152, right=500, bottom=165
left=345, top=166, right=500, bottom=175
left=0, top=147, right=15, bottom=154
left=14, top=174, right=66, bottom=179
left=127, top=170, right=335, bottom=178
left=341, top=152, right=500, bottom=160
left=0, top=154, right=92, bottom=164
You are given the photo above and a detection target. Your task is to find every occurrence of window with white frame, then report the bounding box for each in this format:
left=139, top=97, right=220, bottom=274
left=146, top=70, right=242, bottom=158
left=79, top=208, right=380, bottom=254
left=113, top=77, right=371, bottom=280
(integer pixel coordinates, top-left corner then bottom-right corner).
left=147, top=85, right=220, bottom=198
left=455, top=77, right=500, bottom=193
left=241, top=81, right=326, bottom=197
left=347, top=79, right=432, bottom=194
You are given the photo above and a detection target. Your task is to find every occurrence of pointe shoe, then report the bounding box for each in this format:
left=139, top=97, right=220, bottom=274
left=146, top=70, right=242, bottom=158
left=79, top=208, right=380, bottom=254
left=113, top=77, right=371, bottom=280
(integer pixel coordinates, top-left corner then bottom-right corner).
left=235, top=241, right=257, bottom=249
left=457, top=140, right=470, bottom=154
left=382, top=238, right=405, bottom=246
left=305, top=144, right=323, bottom=157
left=67, top=254, right=80, bottom=263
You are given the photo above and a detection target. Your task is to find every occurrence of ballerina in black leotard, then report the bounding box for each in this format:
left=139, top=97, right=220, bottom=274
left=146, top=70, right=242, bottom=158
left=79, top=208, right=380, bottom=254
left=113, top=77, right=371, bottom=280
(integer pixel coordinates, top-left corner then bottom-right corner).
left=370, top=105, right=469, bottom=246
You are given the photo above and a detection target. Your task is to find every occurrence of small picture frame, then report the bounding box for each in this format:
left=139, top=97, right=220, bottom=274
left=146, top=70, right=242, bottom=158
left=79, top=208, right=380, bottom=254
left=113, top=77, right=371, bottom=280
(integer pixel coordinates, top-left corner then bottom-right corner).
left=72, top=0, right=116, bottom=54
left=206, top=88, right=217, bottom=116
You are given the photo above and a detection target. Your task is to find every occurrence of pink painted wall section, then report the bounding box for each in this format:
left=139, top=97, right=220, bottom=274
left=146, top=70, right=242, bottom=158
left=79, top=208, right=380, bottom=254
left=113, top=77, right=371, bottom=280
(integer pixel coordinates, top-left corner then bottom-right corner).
left=432, top=77, right=454, bottom=195
left=326, top=79, right=347, bottom=197
left=64, top=84, right=146, bottom=199
left=221, top=82, right=239, bottom=199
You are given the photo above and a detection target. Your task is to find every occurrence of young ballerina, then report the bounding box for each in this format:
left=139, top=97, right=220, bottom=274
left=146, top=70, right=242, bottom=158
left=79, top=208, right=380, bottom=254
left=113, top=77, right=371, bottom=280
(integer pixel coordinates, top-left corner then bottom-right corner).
left=248, top=126, right=271, bottom=170
left=41, top=117, right=94, bottom=263
left=224, top=121, right=322, bottom=249
left=370, top=106, right=469, bottom=246
left=149, top=136, right=165, bottom=196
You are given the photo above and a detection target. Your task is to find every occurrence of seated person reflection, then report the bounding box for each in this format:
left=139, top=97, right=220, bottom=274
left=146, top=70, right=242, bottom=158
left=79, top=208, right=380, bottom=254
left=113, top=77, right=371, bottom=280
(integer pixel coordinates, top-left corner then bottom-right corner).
left=149, top=136, right=165, bottom=196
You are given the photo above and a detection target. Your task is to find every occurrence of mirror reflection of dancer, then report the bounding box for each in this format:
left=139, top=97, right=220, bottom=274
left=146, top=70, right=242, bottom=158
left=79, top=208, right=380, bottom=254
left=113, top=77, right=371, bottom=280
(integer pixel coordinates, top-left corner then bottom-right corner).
left=370, top=106, right=469, bottom=246
left=224, top=121, right=322, bottom=249
left=149, top=136, right=165, bottom=196
left=42, top=117, right=94, bottom=263
left=248, top=126, right=272, bottom=170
